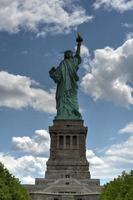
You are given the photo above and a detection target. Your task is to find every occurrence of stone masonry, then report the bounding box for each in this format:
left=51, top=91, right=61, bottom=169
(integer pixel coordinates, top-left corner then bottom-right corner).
left=24, top=120, right=101, bottom=200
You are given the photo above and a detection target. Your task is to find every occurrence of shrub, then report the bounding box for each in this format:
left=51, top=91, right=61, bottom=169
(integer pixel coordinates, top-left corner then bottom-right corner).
left=100, top=170, right=133, bottom=200
left=0, top=162, right=31, bottom=200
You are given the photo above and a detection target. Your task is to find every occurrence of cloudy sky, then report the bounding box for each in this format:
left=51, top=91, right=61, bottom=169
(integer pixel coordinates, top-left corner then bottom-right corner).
left=0, top=0, right=133, bottom=185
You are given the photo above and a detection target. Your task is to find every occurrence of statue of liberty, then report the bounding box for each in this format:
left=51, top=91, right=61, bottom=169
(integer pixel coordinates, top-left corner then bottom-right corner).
left=49, top=34, right=83, bottom=120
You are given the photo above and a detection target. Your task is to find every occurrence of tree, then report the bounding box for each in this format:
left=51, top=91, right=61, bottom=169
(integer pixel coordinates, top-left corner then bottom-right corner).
left=100, top=170, right=133, bottom=200
left=0, top=162, right=31, bottom=200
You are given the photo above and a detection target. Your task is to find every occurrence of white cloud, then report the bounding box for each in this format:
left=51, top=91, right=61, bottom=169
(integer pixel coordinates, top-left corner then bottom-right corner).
left=87, top=129, right=133, bottom=181
left=105, top=136, right=133, bottom=159
left=86, top=149, right=104, bottom=166
left=0, top=153, right=47, bottom=184
left=75, top=44, right=91, bottom=71
left=119, top=122, right=133, bottom=134
left=0, top=71, right=56, bottom=113
left=0, top=0, right=92, bottom=35
left=94, top=0, right=133, bottom=12
left=122, top=23, right=133, bottom=29
left=12, top=129, right=50, bottom=156
left=81, top=38, right=133, bottom=107
left=0, top=129, right=50, bottom=183
left=21, top=50, right=28, bottom=55
left=80, top=44, right=91, bottom=71
left=126, top=32, right=133, bottom=40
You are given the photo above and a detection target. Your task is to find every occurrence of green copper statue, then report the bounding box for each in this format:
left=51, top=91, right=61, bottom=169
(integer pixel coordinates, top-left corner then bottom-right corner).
left=49, top=34, right=83, bottom=120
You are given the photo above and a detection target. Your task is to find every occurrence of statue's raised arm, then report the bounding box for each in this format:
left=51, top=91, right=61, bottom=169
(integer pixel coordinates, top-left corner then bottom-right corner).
left=75, top=33, right=83, bottom=57
left=49, top=34, right=83, bottom=120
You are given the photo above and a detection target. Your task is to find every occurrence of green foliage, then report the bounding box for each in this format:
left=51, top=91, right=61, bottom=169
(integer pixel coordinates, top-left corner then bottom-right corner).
left=100, top=170, right=133, bottom=200
left=0, top=162, right=31, bottom=200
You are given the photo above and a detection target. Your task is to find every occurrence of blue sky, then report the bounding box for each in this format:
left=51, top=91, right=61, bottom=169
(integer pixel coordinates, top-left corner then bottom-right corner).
left=0, top=0, right=133, bottom=185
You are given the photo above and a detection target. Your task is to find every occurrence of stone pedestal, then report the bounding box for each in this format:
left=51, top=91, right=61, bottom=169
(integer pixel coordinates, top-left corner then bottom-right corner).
left=24, top=120, right=101, bottom=200
left=45, top=120, right=90, bottom=180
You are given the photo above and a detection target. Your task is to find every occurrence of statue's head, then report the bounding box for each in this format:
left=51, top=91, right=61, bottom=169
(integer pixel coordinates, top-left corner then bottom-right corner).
left=64, top=50, right=73, bottom=59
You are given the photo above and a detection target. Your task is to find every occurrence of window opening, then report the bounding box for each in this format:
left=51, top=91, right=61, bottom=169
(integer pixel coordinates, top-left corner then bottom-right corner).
left=66, top=136, right=70, bottom=147
left=59, top=136, right=63, bottom=148
left=73, top=136, right=77, bottom=146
